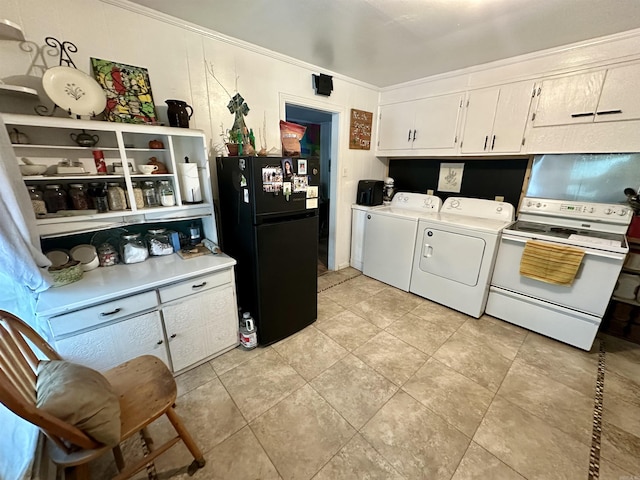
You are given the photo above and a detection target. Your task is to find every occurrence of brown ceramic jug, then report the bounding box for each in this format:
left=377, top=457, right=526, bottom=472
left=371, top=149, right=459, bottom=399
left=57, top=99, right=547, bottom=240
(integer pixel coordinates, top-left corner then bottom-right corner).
left=147, top=157, right=168, bottom=174
left=165, top=99, right=193, bottom=128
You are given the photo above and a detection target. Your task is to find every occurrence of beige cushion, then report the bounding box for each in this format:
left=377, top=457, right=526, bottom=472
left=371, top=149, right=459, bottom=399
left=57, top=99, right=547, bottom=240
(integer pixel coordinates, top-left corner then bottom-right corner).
left=36, top=360, right=121, bottom=447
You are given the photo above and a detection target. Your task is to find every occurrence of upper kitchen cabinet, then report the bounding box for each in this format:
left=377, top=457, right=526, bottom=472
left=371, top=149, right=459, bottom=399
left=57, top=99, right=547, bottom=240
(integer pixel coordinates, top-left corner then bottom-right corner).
left=3, top=113, right=215, bottom=239
left=532, top=62, right=640, bottom=127
left=460, top=80, right=535, bottom=154
left=377, top=93, right=463, bottom=154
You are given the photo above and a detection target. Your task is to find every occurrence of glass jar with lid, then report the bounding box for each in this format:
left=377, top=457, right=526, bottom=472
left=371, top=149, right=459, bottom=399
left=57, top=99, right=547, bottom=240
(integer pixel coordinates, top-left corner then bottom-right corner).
left=89, top=182, right=109, bottom=213
left=69, top=184, right=90, bottom=210
left=28, top=186, right=47, bottom=216
left=146, top=228, right=174, bottom=256
left=120, top=233, right=149, bottom=264
left=131, top=181, right=144, bottom=209
left=107, top=183, right=127, bottom=211
left=43, top=184, right=68, bottom=213
left=142, top=181, right=159, bottom=207
left=97, top=243, right=118, bottom=267
left=158, top=180, right=175, bottom=207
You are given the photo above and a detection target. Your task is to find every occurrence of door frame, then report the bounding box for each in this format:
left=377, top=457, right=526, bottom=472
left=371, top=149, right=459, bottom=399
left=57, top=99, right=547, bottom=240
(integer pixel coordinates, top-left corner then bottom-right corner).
left=279, top=93, right=344, bottom=271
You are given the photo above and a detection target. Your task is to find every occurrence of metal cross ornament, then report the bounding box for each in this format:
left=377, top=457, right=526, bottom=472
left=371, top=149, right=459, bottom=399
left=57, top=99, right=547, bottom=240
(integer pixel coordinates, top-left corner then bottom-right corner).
left=227, top=93, right=250, bottom=137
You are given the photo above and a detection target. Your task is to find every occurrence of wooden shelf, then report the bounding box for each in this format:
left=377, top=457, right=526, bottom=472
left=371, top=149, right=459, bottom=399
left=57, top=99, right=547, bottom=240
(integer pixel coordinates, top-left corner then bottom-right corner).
left=13, top=144, right=120, bottom=151
left=0, top=19, right=24, bottom=41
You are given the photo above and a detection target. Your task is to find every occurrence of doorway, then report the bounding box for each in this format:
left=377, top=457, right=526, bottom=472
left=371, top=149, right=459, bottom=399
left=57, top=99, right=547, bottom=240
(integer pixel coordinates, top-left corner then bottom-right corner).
left=285, top=104, right=334, bottom=275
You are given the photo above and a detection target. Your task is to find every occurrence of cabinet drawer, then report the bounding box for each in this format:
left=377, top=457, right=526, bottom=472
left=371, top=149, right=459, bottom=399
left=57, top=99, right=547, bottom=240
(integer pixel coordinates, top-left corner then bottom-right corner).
left=158, top=269, right=231, bottom=303
left=48, top=290, right=158, bottom=337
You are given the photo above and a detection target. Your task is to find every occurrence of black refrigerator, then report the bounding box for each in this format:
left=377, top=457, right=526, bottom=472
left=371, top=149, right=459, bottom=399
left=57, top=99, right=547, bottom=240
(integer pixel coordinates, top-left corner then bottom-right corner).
left=216, top=156, right=320, bottom=346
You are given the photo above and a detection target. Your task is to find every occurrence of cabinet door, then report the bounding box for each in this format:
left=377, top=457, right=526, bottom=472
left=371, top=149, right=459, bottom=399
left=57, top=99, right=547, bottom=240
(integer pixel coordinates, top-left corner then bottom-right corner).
left=595, top=63, right=640, bottom=123
left=413, top=93, right=463, bottom=150
left=491, top=80, right=535, bottom=153
left=460, top=88, right=499, bottom=154
left=533, top=71, right=605, bottom=127
left=162, top=284, right=238, bottom=372
left=377, top=102, right=414, bottom=150
left=55, top=311, right=168, bottom=371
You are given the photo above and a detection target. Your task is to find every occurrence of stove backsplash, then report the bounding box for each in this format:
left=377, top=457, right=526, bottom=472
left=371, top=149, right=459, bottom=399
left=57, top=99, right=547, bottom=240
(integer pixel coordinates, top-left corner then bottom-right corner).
left=527, top=153, right=640, bottom=204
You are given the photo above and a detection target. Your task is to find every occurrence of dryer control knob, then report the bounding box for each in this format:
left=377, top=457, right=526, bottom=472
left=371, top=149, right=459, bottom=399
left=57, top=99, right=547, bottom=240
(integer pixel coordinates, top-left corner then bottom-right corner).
left=451, top=199, right=460, bottom=208
left=496, top=206, right=503, bottom=212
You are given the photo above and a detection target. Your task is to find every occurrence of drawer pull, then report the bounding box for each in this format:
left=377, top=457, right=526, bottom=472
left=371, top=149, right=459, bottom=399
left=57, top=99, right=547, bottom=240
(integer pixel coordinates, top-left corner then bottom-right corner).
left=192, top=282, right=207, bottom=289
left=570, top=112, right=595, bottom=118
left=156, top=340, right=163, bottom=345
left=596, top=109, right=623, bottom=116
left=170, top=333, right=177, bottom=339
left=100, top=308, right=122, bottom=317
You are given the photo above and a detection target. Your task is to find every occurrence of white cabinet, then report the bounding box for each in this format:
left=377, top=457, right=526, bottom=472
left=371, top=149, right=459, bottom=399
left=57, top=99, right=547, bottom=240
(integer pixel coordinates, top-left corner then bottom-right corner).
left=55, top=311, right=169, bottom=372
left=377, top=93, right=463, bottom=152
left=162, top=284, right=238, bottom=372
left=42, top=261, right=239, bottom=374
left=460, top=81, right=534, bottom=154
left=532, top=63, right=640, bottom=128
left=2, top=113, right=215, bottom=240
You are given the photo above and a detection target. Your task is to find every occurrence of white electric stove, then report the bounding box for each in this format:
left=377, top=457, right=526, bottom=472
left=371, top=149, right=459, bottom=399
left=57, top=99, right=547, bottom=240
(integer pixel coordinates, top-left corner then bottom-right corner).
left=486, top=197, right=633, bottom=350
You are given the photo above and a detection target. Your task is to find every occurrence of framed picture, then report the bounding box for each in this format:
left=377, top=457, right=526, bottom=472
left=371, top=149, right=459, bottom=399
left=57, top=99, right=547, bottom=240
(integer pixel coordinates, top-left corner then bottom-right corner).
left=298, top=159, right=307, bottom=175
left=90, top=58, right=158, bottom=124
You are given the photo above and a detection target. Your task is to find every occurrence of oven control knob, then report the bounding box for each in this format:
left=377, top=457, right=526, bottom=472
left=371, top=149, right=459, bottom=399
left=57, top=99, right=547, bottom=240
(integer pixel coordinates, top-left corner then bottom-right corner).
left=536, top=202, right=542, bottom=208
left=451, top=199, right=460, bottom=208
left=618, top=209, right=628, bottom=216
left=588, top=207, right=595, bottom=213
left=604, top=208, right=612, bottom=215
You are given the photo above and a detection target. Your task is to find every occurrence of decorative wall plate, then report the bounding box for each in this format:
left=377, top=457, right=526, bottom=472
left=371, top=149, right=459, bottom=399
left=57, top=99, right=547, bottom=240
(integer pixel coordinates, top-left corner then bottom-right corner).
left=42, top=66, right=107, bottom=116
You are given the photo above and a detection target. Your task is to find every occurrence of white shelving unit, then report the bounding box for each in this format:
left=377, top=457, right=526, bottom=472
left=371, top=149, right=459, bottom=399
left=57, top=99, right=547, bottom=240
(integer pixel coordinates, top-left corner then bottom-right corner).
left=0, top=18, right=25, bottom=41
left=2, top=113, right=217, bottom=240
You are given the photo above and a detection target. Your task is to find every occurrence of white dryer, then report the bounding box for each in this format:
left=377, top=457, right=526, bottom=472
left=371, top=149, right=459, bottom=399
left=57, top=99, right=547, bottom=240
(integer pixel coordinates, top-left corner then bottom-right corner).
left=363, top=193, right=442, bottom=291
left=409, top=197, right=514, bottom=317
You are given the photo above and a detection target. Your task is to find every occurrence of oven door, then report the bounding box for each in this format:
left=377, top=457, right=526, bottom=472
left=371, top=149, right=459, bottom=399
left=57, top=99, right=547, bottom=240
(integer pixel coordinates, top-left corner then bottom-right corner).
left=490, top=233, right=625, bottom=316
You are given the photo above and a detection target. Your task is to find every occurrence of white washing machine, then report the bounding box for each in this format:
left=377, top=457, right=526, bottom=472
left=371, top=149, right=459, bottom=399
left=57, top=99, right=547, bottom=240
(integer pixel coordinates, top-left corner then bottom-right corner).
left=363, top=192, right=442, bottom=291
left=409, top=197, right=514, bottom=317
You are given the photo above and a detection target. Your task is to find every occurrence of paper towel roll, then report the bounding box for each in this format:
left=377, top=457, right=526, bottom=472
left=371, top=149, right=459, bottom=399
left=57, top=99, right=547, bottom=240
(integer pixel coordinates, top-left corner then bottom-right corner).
left=178, top=163, right=202, bottom=203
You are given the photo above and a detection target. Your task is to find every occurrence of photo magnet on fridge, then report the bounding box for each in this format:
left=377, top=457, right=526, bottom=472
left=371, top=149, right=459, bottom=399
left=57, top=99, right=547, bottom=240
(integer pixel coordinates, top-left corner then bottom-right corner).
left=298, top=159, right=307, bottom=175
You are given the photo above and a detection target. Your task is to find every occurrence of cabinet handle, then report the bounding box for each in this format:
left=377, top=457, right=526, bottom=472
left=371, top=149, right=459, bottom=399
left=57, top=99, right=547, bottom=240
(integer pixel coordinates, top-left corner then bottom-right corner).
left=412, top=130, right=416, bottom=141
left=170, top=333, right=177, bottom=339
left=192, top=281, right=207, bottom=289
left=100, top=308, right=122, bottom=317
left=570, top=112, right=595, bottom=118
left=483, top=136, right=488, bottom=150
left=596, top=109, right=623, bottom=116
left=491, top=135, right=496, bottom=150
left=157, top=340, right=163, bottom=345
left=407, top=129, right=412, bottom=142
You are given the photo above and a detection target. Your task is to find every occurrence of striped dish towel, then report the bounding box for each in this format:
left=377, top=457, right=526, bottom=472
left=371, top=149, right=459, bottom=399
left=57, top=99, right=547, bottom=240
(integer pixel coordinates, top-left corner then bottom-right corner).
left=519, top=240, right=585, bottom=286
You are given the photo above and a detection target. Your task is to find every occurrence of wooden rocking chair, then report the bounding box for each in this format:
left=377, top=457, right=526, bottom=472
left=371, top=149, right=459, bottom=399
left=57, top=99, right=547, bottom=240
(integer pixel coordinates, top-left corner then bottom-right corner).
left=0, top=310, right=206, bottom=479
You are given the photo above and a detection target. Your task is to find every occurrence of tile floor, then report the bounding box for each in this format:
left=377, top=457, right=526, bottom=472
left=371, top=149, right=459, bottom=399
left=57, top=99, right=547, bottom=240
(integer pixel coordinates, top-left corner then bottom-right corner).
left=93, top=268, right=640, bottom=480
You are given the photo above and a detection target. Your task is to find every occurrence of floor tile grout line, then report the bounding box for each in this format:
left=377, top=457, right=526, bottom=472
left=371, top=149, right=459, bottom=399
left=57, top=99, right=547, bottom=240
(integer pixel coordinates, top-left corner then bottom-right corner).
left=588, top=338, right=606, bottom=480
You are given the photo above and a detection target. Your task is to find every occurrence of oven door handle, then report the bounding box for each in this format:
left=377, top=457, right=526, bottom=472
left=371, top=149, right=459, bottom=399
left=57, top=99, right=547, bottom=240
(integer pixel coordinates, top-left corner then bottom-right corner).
left=500, top=233, right=625, bottom=260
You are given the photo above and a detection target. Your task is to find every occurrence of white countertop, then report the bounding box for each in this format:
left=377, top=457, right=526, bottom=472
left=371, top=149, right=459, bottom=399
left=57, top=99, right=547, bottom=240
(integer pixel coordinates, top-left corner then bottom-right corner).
left=36, top=252, right=236, bottom=317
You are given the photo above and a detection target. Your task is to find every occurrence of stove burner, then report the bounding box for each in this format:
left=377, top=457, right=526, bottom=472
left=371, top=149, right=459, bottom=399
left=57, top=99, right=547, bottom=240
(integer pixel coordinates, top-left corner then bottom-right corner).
left=517, top=225, right=547, bottom=233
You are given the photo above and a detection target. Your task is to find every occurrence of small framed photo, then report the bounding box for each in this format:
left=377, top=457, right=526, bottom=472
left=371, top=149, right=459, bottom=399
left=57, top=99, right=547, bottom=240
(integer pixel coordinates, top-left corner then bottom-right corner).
left=298, top=159, right=307, bottom=175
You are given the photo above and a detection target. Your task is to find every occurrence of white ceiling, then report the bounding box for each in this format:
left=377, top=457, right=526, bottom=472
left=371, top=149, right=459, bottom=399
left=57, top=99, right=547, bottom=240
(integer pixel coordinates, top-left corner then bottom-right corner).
left=128, top=0, right=640, bottom=87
